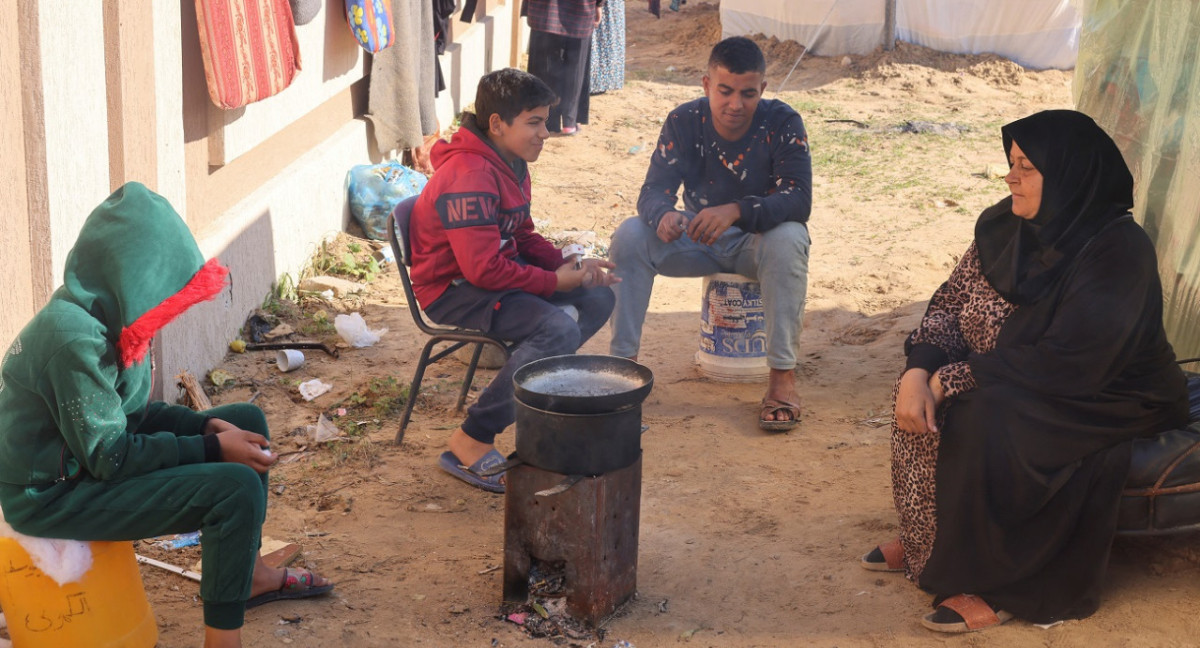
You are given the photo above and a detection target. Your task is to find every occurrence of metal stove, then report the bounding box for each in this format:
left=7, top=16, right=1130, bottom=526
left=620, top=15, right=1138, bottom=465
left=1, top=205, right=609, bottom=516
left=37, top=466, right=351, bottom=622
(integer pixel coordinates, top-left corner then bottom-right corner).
left=502, top=455, right=642, bottom=627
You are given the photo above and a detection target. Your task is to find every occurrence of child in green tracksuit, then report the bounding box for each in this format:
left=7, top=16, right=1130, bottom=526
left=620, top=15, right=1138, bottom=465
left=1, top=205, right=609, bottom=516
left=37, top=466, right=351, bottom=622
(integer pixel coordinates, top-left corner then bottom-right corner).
left=0, top=183, right=332, bottom=648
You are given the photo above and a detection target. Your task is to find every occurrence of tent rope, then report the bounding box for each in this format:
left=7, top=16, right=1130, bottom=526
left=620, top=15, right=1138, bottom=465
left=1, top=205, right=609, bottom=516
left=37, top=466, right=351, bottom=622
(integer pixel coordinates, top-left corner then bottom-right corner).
left=775, top=0, right=840, bottom=94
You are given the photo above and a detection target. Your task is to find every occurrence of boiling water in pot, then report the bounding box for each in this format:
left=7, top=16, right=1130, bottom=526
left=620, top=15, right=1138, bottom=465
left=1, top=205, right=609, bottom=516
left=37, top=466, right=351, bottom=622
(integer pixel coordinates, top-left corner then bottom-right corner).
left=521, top=368, right=642, bottom=398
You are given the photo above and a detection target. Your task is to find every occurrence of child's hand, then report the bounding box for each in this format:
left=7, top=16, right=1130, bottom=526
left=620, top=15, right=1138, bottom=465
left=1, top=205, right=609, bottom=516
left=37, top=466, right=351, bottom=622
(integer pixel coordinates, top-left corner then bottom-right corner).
left=554, top=262, right=589, bottom=291
left=556, top=259, right=620, bottom=291
left=215, top=428, right=276, bottom=473
left=581, top=258, right=620, bottom=287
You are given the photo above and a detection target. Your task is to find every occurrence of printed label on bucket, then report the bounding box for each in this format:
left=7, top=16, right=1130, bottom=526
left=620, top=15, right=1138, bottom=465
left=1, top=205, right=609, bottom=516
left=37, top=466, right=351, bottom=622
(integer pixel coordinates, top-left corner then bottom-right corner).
left=700, top=278, right=767, bottom=358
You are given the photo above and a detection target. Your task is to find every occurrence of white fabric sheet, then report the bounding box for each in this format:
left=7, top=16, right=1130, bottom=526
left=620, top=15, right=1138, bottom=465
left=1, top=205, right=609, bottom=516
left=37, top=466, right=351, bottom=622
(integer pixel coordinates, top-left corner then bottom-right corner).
left=720, top=0, right=1080, bottom=70
left=722, top=0, right=885, bottom=56
left=898, top=0, right=1079, bottom=70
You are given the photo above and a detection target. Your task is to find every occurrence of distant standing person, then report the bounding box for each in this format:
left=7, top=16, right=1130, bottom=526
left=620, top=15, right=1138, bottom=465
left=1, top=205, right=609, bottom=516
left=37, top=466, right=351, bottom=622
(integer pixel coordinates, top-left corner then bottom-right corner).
left=589, top=0, right=625, bottom=94
left=608, top=36, right=813, bottom=432
left=525, top=0, right=604, bottom=135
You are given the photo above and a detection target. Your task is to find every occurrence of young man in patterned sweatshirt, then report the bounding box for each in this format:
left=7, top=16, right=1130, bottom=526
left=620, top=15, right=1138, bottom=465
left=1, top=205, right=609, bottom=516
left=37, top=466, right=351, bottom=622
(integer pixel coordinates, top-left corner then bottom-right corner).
left=608, top=36, right=813, bottom=432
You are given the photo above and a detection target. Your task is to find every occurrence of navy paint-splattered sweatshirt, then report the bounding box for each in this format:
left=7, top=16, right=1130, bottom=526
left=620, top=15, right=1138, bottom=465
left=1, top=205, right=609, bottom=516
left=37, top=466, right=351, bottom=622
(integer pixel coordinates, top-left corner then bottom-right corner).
left=636, top=97, right=812, bottom=233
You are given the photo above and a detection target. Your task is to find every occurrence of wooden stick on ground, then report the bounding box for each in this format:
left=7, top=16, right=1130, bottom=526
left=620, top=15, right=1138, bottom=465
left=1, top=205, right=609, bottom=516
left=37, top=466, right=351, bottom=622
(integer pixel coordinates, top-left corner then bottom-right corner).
left=136, top=554, right=203, bottom=582
left=177, top=372, right=213, bottom=411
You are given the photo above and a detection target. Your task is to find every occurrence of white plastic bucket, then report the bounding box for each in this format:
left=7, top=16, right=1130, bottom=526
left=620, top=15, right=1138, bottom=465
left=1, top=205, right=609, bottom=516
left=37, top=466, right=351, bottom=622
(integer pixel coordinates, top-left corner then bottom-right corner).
left=696, top=273, right=769, bottom=382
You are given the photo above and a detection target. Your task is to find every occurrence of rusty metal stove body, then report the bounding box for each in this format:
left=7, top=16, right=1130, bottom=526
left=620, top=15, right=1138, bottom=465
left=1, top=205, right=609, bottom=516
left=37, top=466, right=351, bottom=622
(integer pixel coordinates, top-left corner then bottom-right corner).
left=501, top=355, right=653, bottom=627
left=502, top=455, right=642, bottom=626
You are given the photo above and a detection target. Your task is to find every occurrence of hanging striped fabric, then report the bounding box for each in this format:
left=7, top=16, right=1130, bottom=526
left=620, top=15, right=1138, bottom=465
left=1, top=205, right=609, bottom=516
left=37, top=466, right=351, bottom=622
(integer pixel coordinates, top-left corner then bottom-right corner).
left=195, top=0, right=303, bottom=109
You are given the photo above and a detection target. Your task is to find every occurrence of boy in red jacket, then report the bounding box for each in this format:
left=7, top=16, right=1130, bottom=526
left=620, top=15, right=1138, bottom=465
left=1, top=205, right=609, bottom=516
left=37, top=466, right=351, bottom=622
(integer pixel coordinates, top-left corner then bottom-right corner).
left=410, top=68, right=619, bottom=493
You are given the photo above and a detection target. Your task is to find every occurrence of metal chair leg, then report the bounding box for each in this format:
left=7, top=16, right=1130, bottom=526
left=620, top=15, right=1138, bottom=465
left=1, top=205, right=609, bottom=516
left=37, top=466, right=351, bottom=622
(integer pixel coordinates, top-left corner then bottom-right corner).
left=456, top=343, right=486, bottom=411
left=397, top=339, right=438, bottom=444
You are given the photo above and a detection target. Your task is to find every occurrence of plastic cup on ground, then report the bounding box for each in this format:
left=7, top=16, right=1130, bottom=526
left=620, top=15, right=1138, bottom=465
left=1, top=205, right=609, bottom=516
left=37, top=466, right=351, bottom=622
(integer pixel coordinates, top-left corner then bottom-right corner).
left=276, top=349, right=305, bottom=372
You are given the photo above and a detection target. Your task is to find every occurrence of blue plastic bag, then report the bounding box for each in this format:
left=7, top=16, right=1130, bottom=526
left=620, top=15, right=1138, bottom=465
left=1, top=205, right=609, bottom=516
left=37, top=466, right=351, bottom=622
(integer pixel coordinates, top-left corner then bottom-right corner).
left=346, top=160, right=427, bottom=240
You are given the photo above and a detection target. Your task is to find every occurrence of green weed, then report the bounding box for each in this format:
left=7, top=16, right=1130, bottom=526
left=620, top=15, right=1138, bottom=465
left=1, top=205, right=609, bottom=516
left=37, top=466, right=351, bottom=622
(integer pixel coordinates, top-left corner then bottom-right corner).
left=297, top=309, right=336, bottom=336
left=331, top=437, right=383, bottom=469
left=339, top=376, right=409, bottom=425
left=305, top=236, right=382, bottom=284
left=260, top=274, right=300, bottom=320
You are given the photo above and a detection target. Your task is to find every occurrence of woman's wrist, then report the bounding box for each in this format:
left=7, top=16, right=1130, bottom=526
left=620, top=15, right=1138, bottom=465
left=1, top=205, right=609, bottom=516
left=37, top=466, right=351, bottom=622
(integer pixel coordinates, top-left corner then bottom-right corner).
left=929, top=370, right=946, bottom=402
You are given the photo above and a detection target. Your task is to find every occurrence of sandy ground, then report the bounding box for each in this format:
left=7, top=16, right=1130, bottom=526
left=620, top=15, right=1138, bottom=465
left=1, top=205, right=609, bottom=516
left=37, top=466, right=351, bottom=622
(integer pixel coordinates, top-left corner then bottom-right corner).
left=120, top=3, right=1200, bottom=647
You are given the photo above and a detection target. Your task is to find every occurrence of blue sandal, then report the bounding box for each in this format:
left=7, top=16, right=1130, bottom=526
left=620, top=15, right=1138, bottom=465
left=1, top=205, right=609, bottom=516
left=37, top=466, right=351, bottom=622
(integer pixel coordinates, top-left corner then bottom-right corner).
left=438, top=449, right=506, bottom=493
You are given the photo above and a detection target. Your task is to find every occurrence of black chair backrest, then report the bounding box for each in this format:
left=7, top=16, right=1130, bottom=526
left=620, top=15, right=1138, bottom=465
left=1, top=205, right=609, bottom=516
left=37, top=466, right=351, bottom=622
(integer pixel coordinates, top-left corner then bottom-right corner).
left=390, top=195, right=419, bottom=268
left=387, top=195, right=442, bottom=335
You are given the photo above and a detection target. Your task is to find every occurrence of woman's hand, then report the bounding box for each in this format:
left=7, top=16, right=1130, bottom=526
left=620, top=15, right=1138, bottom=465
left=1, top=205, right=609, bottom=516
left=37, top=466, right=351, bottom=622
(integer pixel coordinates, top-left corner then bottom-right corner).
left=208, top=419, right=276, bottom=473
left=929, top=370, right=947, bottom=408
left=895, top=368, right=939, bottom=434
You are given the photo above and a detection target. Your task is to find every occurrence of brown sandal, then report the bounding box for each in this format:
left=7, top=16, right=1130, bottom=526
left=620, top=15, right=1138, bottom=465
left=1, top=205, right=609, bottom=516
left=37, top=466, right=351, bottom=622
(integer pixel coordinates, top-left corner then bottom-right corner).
left=759, top=398, right=801, bottom=431
left=921, top=594, right=1013, bottom=633
left=860, top=537, right=904, bottom=572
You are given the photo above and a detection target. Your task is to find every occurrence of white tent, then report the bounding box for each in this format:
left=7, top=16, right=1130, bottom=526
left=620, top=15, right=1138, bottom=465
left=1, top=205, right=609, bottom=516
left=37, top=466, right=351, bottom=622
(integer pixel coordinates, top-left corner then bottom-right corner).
left=720, top=0, right=1080, bottom=70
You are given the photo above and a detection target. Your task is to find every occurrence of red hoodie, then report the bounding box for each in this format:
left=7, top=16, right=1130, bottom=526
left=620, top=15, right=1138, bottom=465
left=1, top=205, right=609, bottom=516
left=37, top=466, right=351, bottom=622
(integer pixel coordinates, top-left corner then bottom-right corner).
left=409, top=121, right=562, bottom=308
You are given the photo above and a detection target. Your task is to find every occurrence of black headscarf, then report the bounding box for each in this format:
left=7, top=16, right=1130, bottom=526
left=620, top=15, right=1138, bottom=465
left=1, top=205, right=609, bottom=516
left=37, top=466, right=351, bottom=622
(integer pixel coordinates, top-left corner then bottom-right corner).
left=975, top=109, right=1134, bottom=305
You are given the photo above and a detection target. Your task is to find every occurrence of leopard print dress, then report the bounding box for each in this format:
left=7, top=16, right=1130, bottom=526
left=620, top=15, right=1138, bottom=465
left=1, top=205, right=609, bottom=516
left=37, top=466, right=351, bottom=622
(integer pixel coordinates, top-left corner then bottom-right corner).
left=892, top=242, right=1017, bottom=579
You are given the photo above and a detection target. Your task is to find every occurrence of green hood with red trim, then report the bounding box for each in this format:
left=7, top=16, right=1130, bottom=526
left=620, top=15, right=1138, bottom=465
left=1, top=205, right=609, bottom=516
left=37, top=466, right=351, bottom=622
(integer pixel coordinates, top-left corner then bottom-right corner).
left=0, top=183, right=226, bottom=494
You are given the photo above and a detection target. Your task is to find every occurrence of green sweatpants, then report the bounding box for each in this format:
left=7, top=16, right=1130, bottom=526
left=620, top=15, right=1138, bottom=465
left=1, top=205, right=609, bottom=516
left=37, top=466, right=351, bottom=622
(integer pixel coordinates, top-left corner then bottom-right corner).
left=1, top=402, right=269, bottom=630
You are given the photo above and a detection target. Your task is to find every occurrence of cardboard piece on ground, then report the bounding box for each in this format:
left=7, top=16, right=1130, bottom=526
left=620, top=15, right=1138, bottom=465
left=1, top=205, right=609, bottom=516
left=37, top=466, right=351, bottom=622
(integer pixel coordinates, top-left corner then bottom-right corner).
left=261, top=541, right=302, bottom=569
left=189, top=537, right=301, bottom=573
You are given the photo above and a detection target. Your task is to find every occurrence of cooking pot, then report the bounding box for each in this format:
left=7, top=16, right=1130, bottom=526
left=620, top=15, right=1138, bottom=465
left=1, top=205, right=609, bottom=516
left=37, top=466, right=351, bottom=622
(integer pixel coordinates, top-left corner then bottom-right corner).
left=510, top=355, right=653, bottom=475
left=513, top=355, right=653, bottom=415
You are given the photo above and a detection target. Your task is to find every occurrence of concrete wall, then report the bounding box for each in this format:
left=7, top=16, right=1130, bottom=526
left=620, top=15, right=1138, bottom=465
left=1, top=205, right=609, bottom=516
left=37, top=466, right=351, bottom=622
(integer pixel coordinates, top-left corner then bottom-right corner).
left=43, top=4, right=113, bottom=287
left=0, top=3, right=38, bottom=344
left=164, top=120, right=372, bottom=388
left=0, top=0, right=524, bottom=398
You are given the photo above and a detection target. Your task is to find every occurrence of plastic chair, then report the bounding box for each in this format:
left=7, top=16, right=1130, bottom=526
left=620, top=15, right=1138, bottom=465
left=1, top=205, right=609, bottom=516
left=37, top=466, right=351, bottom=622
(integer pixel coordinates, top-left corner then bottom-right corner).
left=386, top=195, right=513, bottom=444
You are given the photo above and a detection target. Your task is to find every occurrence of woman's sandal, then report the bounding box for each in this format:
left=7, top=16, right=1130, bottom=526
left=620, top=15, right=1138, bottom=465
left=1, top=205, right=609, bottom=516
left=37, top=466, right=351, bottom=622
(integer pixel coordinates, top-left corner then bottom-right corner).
left=245, top=567, right=335, bottom=609
left=921, top=594, right=1013, bottom=633
left=860, top=537, right=905, bottom=572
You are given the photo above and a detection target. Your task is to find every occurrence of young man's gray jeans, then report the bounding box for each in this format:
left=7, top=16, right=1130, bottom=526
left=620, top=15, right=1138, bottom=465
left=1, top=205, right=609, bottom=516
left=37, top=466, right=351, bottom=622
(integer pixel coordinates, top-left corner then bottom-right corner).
left=608, top=218, right=810, bottom=370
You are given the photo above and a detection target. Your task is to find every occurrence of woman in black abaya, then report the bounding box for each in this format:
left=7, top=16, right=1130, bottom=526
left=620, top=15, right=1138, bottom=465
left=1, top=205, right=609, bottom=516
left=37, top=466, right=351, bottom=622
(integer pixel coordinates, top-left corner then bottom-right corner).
left=861, top=110, right=1189, bottom=632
